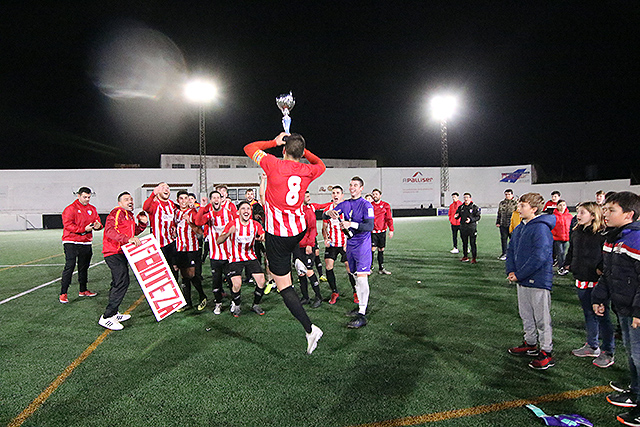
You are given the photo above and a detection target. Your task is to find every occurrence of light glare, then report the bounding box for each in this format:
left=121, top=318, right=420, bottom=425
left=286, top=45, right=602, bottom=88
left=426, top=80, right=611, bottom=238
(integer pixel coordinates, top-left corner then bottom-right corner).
left=184, top=80, right=218, bottom=103
left=431, top=95, right=457, bottom=121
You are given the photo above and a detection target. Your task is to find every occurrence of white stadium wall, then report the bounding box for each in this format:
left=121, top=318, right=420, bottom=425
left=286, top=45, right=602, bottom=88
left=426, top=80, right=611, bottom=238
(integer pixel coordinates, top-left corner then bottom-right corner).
left=0, top=165, right=637, bottom=230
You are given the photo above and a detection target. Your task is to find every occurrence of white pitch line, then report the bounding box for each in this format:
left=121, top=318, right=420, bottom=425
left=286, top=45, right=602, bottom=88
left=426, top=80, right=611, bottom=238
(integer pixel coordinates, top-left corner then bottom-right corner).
left=0, top=264, right=66, bottom=267
left=0, top=261, right=105, bottom=306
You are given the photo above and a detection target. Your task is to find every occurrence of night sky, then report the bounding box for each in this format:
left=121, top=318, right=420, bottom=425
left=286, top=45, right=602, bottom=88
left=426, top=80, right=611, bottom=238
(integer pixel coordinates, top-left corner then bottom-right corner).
left=2, top=2, right=638, bottom=182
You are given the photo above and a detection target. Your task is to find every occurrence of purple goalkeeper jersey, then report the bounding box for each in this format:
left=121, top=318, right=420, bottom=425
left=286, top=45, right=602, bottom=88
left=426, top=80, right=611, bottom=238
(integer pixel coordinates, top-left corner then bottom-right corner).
left=333, top=197, right=374, bottom=248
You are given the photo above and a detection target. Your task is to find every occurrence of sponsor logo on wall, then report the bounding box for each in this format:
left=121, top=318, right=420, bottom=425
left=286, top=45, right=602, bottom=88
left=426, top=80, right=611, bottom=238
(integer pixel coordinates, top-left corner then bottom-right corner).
left=402, top=171, right=434, bottom=183
left=500, top=168, right=530, bottom=183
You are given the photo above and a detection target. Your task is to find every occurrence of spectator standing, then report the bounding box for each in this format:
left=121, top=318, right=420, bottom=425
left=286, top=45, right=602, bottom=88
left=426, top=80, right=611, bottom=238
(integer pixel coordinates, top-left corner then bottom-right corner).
left=552, top=200, right=573, bottom=274
left=455, top=193, right=481, bottom=263
left=448, top=192, right=463, bottom=254
left=496, top=189, right=517, bottom=261
left=507, top=192, right=556, bottom=370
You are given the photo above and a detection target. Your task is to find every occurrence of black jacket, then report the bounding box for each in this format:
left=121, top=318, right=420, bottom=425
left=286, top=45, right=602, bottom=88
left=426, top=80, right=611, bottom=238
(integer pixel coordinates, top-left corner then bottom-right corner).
left=455, top=202, right=481, bottom=229
left=592, top=221, right=640, bottom=318
left=564, top=225, right=605, bottom=282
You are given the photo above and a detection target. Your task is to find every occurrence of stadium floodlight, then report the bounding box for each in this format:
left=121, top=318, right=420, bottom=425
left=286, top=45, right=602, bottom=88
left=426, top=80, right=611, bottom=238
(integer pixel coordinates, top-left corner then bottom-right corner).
left=430, top=95, right=457, bottom=121
left=184, top=79, right=218, bottom=199
left=184, top=80, right=217, bottom=104
left=430, top=95, right=457, bottom=207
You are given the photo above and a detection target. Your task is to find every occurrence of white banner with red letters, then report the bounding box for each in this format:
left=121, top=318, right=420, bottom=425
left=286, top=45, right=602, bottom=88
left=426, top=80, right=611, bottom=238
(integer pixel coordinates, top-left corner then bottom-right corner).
left=123, top=235, right=186, bottom=321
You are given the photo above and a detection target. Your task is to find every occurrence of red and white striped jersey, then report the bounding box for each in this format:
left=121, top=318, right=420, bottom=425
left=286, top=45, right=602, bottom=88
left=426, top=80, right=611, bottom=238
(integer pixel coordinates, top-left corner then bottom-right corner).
left=323, top=204, right=346, bottom=248
left=221, top=198, right=238, bottom=216
left=199, top=207, right=235, bottom=261
left=223, top=218, right=264, bottom=263
left=175, top=208, right=199, bottom=252
left=143, top=194, right=177, bottom=247
left=244, top=140, right=325, bottom=237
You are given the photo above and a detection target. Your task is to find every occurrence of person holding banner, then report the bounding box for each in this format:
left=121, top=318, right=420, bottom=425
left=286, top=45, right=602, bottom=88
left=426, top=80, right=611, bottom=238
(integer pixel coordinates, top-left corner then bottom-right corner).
left=99, top=192, right=148, bottom=331
left=195, top=190, right=235, bottom=315
left=216, top=201, right=268, bottom=317
left=244, top=132, right=325, bottom=354
left=174, top=190, right=208, bottom=312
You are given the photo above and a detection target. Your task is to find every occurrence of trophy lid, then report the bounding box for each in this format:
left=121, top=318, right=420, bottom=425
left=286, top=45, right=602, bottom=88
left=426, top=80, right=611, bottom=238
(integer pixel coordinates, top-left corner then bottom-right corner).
left=276, top=91, right=295, bottom=114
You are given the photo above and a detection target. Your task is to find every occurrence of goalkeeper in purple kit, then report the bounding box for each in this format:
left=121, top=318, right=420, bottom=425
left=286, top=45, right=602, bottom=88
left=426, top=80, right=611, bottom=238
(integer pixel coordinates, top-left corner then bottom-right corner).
left=325, top=176, right=374, bottom=328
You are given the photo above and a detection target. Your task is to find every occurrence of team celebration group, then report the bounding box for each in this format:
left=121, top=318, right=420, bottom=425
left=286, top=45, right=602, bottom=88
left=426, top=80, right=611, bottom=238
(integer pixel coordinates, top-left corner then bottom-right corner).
left=58, top=132, right=394, bottom=355
left=57, top=132, right=640, bottom=426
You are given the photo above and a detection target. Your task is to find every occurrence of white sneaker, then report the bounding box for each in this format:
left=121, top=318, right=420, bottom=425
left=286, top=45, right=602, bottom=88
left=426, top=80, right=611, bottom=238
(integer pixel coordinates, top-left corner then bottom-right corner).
left=450, top=248, right=459, bottom=254
left=230, top=301, right=241, bottom=317
left=498, top=254, right=507, bottom=261
left=306, top=324, right=323, bottom=354
left=98, top=315, right=123, bottom=331
left=213, top=303, right=222, bottom=315
left=115, top=312, right=131, bottom=322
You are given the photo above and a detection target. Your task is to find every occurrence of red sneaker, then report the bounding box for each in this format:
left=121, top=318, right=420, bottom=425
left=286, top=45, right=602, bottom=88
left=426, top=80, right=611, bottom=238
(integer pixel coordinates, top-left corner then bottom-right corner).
left=353, top=293, right=359, bottom=304
left=508, top=341, right=538, bottom=357
left=59, top=294, right=69, bottom=304
left=470, top=259, right=478, bottom=264
left=329, top=292, right=339, bottom=305
left=79, top=290, right=98, bottom=297
left=529, top=350, right=555, bottom=370
left=460, top=257, right=470, bottom=262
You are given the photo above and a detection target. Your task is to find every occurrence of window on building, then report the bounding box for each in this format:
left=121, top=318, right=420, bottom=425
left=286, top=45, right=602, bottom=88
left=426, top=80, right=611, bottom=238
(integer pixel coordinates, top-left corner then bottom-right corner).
left=190, top=164, right=200, bottom=169
left=219, top=164, right=231, bottom=168
left=171, top=164, right=185, bottom=169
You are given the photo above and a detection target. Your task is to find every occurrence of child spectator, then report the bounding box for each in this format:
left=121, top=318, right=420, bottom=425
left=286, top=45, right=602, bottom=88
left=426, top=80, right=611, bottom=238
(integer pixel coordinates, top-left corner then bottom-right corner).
left=448, top=192, right=463, bottom=254
left=592, top=191, right=640, bottom=425
left=543, top=190, right=561, bottom=214
left=564, top=202, right=614, bottom=368
left=506, top=192, right=556, bottom=370
left=552, top=200, right=573, bottom=274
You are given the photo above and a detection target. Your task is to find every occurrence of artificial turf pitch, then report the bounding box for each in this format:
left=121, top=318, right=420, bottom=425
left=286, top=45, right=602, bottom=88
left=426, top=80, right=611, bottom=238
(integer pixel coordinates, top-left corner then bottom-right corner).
left=0, top=216, right=627, bottom=426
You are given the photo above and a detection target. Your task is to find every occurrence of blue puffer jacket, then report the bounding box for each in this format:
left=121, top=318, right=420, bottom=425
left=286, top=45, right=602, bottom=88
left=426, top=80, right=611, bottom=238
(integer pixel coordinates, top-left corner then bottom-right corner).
left=506, top=214, right=556, bottom=290
left=592, top=221, right=640, bottom=318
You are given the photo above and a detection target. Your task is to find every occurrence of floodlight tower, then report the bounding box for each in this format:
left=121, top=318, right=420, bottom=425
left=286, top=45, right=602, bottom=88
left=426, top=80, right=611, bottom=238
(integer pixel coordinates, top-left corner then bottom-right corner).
left=430, top=95, right=457, bottom=207
left=184, top=79, right=217, bottom=199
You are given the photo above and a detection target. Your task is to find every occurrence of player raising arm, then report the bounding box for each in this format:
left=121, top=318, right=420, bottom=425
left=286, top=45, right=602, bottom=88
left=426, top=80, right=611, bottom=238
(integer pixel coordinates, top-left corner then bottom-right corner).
left=244, top=132, right=326, bottom=354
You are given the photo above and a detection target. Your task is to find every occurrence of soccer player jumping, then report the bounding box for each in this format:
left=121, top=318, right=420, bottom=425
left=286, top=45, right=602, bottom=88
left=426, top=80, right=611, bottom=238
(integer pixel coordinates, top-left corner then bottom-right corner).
left=244, top=132, right=326, bottom=354
left=325, top=177, right=374, bottom=328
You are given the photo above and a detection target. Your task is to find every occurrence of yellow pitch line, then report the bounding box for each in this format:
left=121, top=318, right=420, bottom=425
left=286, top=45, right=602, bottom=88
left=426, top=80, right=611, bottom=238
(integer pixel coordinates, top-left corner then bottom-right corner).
left=350, top=385, right=611, bottom=427
left=7, top=295, right=146, bottom=427
left=0, top=243, right=102, bottom=273
left=0, top=253, right=63, bottom=272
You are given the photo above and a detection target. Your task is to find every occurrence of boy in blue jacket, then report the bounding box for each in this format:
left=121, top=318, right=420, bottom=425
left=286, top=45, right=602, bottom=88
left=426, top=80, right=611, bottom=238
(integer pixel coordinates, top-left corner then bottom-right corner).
left=591, top=191, right=640, bottom=426
left=506, top=192, right=556, bottom=370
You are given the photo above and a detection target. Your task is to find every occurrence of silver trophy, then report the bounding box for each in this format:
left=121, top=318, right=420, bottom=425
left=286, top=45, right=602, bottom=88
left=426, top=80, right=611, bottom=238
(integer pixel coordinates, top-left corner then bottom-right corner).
left=276, top=91, right=295, bottom=133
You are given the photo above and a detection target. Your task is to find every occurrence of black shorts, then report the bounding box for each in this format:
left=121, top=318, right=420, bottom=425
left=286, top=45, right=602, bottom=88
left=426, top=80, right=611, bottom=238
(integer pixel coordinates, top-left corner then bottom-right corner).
left=227, top=259, right=263, bottom=278
left=372, top=231, right=386, bottom=249
left=161, top=241, right=178, bottom=266
left=210, top=259, right=229, bottom=273
left=324, top=246, right=346, bottom=262
left=294, top=246, right=315, bottom=270
left=176, top=250, right=200, bottom=269
left=265, top=232, right=305, bottom=276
